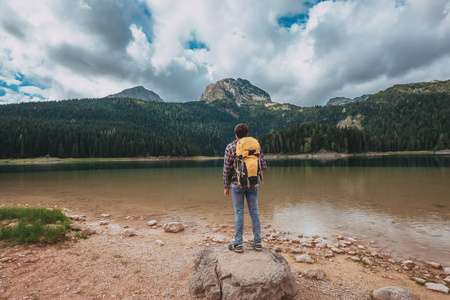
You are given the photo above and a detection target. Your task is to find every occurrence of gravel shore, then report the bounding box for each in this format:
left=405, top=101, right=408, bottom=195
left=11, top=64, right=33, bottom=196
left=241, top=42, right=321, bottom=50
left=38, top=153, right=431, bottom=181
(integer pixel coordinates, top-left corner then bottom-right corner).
left=1, top=213, right=449, bottom=299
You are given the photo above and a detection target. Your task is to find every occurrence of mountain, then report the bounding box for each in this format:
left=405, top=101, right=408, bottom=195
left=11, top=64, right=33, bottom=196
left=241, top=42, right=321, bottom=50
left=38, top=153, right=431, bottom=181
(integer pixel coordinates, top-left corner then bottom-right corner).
left=326, top=94, right=371, bottom=106
left=0, top=79, right=448, bottom=158
left=198, top=78, right=271, bottom=104
left=105, top=86, right=164, bottom=102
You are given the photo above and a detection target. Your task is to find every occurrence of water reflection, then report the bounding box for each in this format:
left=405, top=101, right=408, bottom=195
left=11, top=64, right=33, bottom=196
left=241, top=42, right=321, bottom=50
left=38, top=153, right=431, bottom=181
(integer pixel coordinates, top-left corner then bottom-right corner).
left=0, top=155, right=449, bottom=265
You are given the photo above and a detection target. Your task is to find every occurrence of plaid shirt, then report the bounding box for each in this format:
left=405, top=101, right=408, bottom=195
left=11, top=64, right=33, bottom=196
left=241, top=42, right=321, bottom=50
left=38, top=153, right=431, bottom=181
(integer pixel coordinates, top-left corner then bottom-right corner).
left=223, top=139, right=267, bottom=189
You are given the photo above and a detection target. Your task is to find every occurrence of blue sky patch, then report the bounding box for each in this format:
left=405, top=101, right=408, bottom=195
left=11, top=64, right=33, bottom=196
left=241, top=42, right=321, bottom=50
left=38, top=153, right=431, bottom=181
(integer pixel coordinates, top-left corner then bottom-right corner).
left=185, top=38, right=209, bottom=51
left=130, top=2, right=153, bottom=43
left=0, top=88, right=6, bottom=97
left=16, top=72, right=49, bottom=90
left=278, top=13, right=309, bottom=28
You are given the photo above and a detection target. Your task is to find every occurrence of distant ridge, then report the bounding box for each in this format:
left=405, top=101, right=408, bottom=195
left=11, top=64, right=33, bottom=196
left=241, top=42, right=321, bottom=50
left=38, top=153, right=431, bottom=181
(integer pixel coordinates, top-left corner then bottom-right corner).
left=105, top=86, right=164, bottom=102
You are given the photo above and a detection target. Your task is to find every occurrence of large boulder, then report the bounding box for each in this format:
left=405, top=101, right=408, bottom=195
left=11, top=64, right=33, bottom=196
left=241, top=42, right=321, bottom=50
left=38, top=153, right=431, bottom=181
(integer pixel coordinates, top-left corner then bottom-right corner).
left=372, top=286, right=419, bottom=300
left=189, top=243, right=298, bottom=300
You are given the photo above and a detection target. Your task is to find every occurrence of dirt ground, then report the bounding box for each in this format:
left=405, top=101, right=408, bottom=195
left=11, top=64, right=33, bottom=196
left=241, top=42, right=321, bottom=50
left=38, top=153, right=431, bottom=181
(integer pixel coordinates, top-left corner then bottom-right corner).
left=1, top=213, right=449, bottom=300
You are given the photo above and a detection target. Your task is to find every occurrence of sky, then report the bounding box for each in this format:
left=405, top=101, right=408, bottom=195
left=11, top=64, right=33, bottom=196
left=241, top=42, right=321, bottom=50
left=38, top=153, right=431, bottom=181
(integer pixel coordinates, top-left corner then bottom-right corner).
left=1, top=0, right=450, bottom=106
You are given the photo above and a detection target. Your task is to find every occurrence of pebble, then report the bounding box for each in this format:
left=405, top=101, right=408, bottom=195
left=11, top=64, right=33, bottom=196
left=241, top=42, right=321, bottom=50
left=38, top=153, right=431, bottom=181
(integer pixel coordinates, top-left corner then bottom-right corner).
left=425, top=282, right=449, bottom=294
left=147, top=220, right=157, bottom=226
left=443, top=276, right=450, bottom=284
left=331, top=247, right=344, bottom=254
left=296, top=254, right=314, bottom=264
left=99, top=220, right=109, bottom=225
left=162, top=222, right=185, bottom=233
left=302, top=269, right=326, bottom=280
left=82, top=227, right=96, bottom=236
left=424, top=261, right=442, bottom=270
left=100, top=214, right=110, bottom=218
left=211, top=235, right=226, bottom=243
left=401, top=260, right=416, bottom=268
left=155, top=240, right=164, bottom=246
left=347, top=237, right=358, bottom=243
left=444, top=267, right=450, bottom=275
left=413, top=277, right=426, bottom=284
left=124, top=229, right=136, bottom=237
left=387, top=258, right=396, bottom=264
left=350, top=256, right=361, bottom=262
left=362, top=257, right=372, bottom=265
left=290, top=247, right=302, bottom=254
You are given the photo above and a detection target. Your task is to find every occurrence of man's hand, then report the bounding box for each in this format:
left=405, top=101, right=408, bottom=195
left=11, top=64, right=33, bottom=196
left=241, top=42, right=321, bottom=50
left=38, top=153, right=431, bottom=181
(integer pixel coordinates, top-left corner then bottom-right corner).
left=224, top=188, right=230, bottom=197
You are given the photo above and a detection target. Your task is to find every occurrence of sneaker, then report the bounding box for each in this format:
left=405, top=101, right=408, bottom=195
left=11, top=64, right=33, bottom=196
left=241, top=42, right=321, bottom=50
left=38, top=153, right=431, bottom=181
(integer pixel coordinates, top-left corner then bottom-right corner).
left=229, top=244, right=243, bottom=253
left=254, top=243, right=262, bottom=251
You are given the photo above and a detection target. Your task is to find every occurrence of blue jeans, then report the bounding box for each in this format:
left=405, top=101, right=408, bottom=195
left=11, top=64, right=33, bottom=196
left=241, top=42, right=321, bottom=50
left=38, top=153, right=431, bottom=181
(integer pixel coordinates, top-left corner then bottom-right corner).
left=231, top=186, right=262, bottom=246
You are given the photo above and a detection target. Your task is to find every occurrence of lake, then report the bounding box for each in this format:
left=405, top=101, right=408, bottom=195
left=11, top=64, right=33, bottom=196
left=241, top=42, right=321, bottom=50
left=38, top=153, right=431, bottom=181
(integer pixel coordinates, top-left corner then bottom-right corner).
left=1, top=156, right=449, bottom=266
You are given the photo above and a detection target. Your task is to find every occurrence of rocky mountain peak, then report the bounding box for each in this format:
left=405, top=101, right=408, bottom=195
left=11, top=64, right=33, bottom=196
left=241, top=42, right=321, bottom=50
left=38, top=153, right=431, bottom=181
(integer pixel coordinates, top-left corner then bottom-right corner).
left=198, top=78, right=271, bottom=104
left=326, top=94, right=371, bottom=106
left=105, top=86, right=164, bottom=102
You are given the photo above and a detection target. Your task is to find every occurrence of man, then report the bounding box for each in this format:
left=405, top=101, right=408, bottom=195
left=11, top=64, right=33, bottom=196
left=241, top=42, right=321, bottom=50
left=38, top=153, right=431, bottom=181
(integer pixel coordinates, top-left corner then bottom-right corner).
left=223, top=123, right=267, bottom=253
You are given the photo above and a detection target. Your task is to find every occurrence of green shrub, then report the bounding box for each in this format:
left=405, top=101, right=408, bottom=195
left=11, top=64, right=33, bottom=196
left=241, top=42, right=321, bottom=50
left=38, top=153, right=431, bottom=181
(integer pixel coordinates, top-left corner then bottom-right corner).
left=0, top=207, right=70, bottom=245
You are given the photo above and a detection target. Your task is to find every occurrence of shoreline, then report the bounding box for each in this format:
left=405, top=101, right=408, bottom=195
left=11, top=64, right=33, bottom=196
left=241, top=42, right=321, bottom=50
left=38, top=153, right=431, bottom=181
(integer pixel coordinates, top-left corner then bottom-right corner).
left=1, top=206, right=449, bottom=299
left=0, top=150, right=448, bottom=165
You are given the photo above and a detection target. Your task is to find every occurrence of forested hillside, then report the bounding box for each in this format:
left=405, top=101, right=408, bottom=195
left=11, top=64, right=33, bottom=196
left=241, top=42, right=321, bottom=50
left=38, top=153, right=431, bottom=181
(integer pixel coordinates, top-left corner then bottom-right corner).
left=0, top=80, right=449, bottom=158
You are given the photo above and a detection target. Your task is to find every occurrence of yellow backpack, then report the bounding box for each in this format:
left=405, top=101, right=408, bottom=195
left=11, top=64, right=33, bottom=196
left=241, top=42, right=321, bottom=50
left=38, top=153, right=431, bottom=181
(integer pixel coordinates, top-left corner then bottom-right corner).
left=235, top=137, right=263, bottom=188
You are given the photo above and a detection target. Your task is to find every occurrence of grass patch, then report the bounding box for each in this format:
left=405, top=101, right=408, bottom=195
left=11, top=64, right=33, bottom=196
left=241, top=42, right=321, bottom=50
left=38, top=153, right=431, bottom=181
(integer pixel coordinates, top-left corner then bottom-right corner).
left=0, top=207, right=70, bottom=245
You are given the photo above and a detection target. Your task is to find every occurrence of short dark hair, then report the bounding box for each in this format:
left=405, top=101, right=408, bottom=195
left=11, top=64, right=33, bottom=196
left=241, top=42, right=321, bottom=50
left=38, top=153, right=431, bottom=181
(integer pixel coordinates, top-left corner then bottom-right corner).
left=234, top=123, right=249, bottom=138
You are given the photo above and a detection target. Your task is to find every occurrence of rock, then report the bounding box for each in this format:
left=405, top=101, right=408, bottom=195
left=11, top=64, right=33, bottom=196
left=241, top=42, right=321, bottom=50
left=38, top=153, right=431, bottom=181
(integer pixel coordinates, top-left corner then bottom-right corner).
left=163, top=222, right=185, bottom=233
left=316, top=242, right=328, bottom=249
left=189, top=243, right=298, bottom=299
left=124, top=229, right=136, bottom=237
left=100, top=214, right=110, bottom=218
left=424, top=261, right=443, bottom=270
left=425, top=283, right=449, bottom=294
left=296, top=254, right=314, bottom=264
left=412, top=277, right=426, bottom=284
left=82, top=227, right=96, bottom=236
left=147, top=220, right=158, bottom=226
left=324, top=251, right=334, bottom=258
left=372, top=286, right=419, bottom=300
left=0, top=257, right=12, bottom=263
left=331, top=247, right=344, bottom=254
left=99, top=220, right=109, bottom=225
left=443, top=276, right=450, bottom=284
left=70, top=215, right=87, bottom=221
left=290, top=247, right=302, bottom=254
left=274, top=246, right=283, bottom=253
left=401, top=260, right=416, bottom=268
left=211, top=235, right=226, bottom=243
left=347, top=237, right=358, bottom=243
left=70, top=224, right=85, bottom=231
left=125, top=216, right=133, bottom=220
left=303, top=269, right=326, bottom=280
left=444, top=267, right=450, bottom=275
left=155, top=240, right=165, bottom=246
left=362, top=257, right=372, bottom=265
left=198, top=78, right=271, bottom=104
left=388, top=258, right=397, bottom=264
left=351, top=256, right=361, bottom=262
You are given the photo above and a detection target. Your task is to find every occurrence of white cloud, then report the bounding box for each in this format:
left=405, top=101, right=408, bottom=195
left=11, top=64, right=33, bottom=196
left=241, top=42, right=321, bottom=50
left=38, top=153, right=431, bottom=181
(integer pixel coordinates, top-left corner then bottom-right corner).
left=1, top=0, right=449, bottom=106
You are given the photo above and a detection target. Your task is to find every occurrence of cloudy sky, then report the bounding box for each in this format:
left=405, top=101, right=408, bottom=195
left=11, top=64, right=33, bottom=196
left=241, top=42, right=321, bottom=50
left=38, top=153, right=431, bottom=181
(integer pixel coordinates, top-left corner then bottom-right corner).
left=1, top=0, right=450, bottom=106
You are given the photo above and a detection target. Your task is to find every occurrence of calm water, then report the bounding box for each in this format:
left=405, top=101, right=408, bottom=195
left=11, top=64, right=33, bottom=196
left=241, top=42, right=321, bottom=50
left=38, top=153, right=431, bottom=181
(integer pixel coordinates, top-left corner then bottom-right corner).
left=1, top=156, right=449, bottom=265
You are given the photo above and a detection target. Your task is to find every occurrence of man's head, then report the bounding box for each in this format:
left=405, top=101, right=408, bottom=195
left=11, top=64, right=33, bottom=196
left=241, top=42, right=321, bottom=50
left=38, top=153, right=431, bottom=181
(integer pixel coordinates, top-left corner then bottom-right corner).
left=234, top=123, right=249, bottom=138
